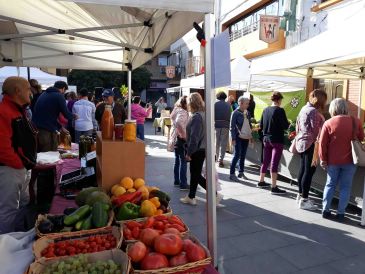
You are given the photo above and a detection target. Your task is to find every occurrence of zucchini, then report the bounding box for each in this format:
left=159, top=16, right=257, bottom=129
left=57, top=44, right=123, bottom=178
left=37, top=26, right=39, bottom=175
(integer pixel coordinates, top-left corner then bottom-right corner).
left=64, top=205, right=91, bottom=226
left=75, top=219, right=84, bottom=230
left=92, top=202, right=108, bottom=228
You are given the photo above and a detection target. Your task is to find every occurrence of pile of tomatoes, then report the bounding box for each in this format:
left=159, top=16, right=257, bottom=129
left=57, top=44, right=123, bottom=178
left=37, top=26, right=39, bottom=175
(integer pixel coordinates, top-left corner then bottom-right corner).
left=127, top=231, right=206, bottom=270
left=123, top=215, right=187, bottom=241
left=40, top=234, right=117, bottom=258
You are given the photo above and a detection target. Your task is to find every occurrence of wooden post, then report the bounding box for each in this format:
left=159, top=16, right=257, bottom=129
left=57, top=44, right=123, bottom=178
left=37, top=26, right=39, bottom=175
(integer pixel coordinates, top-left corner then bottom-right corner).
left=305, top=68, right=314, bottom=102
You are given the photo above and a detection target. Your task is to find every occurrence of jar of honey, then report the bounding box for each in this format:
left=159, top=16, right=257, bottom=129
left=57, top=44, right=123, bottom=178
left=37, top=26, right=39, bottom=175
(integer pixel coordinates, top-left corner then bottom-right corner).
left=123, top=119, right=137, bottom=142
left=114, top=124, right=124, bottom=140
left=101, top=105, right=114, bottom=140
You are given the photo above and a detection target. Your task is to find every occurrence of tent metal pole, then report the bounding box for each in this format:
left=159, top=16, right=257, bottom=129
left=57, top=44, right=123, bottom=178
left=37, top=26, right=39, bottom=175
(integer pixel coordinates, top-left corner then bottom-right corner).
left=27, top=67, right=30, bottom=80
left=247, top=74, right=253, bottom=93
left=128, top=70, right=132, bottom=120
left=204, top=13, right=217, bottom=268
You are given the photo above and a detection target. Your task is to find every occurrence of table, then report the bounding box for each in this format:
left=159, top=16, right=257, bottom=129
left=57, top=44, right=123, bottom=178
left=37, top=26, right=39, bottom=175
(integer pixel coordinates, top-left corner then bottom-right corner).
left=153, top=117, right=172, bottom=136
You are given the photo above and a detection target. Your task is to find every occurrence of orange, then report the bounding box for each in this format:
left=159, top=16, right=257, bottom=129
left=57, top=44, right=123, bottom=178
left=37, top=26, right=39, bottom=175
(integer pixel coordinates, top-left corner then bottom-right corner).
left=120, top=177, right=134, bottom=189
left=113, top=186, right=127, bottom=196
left=134, top=178, right=145, bottom=189
left=111, top=184, right=120, bottom=195
left=127, top=188, right=136, bottom=193
left=138, top=186, right=149, bottom=200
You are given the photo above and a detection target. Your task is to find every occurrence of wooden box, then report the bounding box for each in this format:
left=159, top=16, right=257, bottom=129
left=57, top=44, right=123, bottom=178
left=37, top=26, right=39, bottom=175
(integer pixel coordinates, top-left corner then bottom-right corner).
left=96, top=132, right=145, bottom=191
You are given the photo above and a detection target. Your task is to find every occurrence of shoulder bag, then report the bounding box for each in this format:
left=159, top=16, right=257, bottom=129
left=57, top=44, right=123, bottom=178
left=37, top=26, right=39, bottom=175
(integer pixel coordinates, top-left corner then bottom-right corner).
left=351, top=116, right=365, bottom=166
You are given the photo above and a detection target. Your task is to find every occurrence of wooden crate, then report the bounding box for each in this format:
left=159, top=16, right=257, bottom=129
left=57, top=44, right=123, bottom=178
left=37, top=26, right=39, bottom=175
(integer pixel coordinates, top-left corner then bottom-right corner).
left=96, top=132, right=145, bottom=191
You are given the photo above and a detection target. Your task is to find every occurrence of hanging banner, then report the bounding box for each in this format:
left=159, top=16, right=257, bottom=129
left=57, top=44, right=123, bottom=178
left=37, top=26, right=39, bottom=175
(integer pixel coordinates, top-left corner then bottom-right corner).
left=165, top=66, right=176, bottom=78
left=251, top=90, right=306, bottom=121
left=259, top=15, right=280, bottom=44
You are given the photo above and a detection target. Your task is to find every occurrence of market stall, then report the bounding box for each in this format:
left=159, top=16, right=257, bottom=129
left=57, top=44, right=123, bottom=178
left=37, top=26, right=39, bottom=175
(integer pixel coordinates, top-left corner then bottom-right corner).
left=0, top=0, right=221, bottom=272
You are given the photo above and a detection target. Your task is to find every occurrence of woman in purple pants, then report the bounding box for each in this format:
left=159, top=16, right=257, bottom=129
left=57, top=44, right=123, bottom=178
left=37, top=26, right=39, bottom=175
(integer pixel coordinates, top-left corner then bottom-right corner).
left=258, top=92, right=289, bottom=194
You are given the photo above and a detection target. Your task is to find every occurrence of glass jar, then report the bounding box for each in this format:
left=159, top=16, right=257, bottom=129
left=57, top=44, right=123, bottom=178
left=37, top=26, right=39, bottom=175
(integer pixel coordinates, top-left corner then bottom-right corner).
left=123, top=119, right=137, bottom=142
left=101, top=105, right=114, bottom=140
left=114, top=124, right=124, bottom=141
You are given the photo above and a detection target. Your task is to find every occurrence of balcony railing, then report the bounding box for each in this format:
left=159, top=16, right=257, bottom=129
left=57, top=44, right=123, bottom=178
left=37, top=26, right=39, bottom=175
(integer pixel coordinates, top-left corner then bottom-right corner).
left=185, top=56, right=203, bottom=76
left=229, top=20, right=259, bottom=42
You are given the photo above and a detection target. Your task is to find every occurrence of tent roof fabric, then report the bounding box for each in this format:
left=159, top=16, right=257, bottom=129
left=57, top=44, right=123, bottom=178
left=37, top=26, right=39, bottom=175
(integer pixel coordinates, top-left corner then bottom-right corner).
left=250, top=5, right=365, bottom=80
left=0, top=0, right=213, bottom=71
left=0, top=66, right=67, bottom=85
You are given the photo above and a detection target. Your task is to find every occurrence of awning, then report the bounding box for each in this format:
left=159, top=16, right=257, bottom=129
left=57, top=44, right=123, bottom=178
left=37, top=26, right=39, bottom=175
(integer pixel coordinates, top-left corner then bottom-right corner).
left=0, top=0, right=213, bottom=71
left=0, top=66, right=67, bottom=86
left=250, top=5, right=365, bottom=79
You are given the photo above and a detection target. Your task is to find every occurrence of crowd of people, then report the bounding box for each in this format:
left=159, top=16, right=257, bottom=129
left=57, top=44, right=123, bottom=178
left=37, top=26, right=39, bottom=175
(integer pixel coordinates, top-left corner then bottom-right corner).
left=169, top=90, right=364, bottom=222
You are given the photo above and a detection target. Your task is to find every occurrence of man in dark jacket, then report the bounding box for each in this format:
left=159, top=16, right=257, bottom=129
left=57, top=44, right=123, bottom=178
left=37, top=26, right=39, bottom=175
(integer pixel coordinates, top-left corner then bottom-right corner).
left=0, top=77, right=36, bottom=233
left=33, top=81, right=75, bottom=152
left=214, top=92, right=231, bottom=167
left=95, top=89, right=127, bottom=125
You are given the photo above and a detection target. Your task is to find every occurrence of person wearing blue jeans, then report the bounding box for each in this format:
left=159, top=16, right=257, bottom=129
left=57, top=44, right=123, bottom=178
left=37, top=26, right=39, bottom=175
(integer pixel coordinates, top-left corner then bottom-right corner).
left=322, top=164, right=356, bottom=215
left=230, top=138, right=249, bottom=178
left=174, top=139, right=188, bottom=189
left=136, top=124, right=145, bottom=141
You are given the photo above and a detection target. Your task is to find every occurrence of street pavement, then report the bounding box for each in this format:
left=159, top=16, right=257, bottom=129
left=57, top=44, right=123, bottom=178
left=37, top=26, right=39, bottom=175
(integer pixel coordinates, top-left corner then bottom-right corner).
left=143, top=122, right=365, bottom=274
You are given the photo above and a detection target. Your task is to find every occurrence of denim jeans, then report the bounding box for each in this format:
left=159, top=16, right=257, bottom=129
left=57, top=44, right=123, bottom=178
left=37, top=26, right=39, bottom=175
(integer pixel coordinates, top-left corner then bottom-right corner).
left=136, top=124, right=145, bottom=140
left=230, top=138, right=249, bottom=175
left=323, top=163, right=357, bottom=214
left=174, top=144, right=188, bottom=187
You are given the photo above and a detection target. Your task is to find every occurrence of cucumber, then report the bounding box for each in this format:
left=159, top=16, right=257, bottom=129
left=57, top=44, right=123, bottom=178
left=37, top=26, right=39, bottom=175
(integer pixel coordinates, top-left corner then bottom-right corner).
left=92, top=202, right=108, bottom=228
left=75, top=219, right=84, bottom=230
left=64, top=205, right=91, bottom=226
left=81, top=214, right=93, bottom=230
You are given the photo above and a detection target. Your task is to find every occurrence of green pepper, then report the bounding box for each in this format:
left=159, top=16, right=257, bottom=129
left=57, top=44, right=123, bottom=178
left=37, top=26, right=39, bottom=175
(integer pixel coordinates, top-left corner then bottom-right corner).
left=116, top=202, right=140, bottom=221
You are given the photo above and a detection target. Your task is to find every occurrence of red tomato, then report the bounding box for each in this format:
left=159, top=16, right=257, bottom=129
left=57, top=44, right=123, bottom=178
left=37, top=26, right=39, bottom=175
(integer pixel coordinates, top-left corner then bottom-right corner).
left=139, top=228, right=160, bottom=246
left=141, top=252, right=169, bottom=270
left=124, top=227, right=133, bottom=240
left=127, top=241, right=147, bottom=263
left=143, top=217, right=155, bottom=228
left=154, top=221, right=165, bottom=230
left=185, top=242, right=206, bottom=262
left=170, top=224, right=185, bottom=232
left=154, top=215, right=168, bottom=221
left=154, top=234, right=183, bottom=256
left=163, top=228, right=180, bottom=235
left=132, top=227, right=140, bottom=239
left=169, top=252, right=189, bottom=267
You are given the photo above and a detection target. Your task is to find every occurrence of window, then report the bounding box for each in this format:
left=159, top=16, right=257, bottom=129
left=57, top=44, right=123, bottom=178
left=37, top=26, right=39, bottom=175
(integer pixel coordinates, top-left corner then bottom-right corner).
left=158, top=55, right=167, bottom=66
left=266, top=2, right=279, bottom=16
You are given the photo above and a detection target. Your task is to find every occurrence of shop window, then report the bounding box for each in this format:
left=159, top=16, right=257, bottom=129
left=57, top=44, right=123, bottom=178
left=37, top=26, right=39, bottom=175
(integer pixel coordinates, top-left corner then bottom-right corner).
left=158, top=55, right=168, bottom=66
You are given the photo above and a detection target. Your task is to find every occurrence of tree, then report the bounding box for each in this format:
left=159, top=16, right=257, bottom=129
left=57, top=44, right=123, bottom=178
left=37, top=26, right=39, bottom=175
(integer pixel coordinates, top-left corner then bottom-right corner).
left=67, top=67, right=152, bottom=94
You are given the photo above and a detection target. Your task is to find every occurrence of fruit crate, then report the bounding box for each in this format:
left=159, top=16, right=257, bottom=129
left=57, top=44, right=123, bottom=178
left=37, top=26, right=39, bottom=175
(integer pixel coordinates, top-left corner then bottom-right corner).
left=33, top=226, right=123, bottom=261
left=126, top=233, right=211, bottom=274
left=35, top=210, right=114, bottom=238
left=28, top=249, right=130, bottom=274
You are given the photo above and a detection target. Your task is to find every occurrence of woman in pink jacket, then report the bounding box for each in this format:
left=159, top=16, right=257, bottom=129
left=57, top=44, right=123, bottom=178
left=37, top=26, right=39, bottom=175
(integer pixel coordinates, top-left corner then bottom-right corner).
left=131, top=96, right=152, bottom=140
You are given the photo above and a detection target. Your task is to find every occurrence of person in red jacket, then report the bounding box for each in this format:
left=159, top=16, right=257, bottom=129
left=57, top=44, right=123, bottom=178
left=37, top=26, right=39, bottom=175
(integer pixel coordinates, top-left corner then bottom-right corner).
left=0, top=76, right=35, bottom=234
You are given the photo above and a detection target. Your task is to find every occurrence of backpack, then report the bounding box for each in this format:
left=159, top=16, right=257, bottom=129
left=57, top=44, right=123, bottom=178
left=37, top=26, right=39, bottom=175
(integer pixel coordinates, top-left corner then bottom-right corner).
left=12, top=114, right=38, bottom=170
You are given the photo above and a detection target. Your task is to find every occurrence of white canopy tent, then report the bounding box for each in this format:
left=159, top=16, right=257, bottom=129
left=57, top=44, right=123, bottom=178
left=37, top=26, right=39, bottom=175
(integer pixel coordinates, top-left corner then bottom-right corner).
left=0, top=66, right=67, bottom=87
left=250, top=5, right=365, bottom=79
left=0, top=0, right=220, bottom=266
left=167, top=56, right=306, bottom=93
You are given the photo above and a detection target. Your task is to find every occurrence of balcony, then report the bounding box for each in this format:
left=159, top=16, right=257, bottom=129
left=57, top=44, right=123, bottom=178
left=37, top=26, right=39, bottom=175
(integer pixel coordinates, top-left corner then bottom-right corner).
left=185, top=56, right=204, bottom=77
left=230, top=21, right=259, bottom=42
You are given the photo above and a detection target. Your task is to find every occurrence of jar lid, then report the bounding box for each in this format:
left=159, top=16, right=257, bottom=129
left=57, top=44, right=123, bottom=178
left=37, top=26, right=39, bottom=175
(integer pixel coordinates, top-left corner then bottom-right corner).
left=125, top=119, right=136, bottom=123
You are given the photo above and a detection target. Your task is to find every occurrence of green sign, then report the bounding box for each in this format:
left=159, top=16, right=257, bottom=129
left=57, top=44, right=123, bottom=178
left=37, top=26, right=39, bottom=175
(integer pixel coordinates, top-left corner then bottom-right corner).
left=251, top=90, right=306, bottom=121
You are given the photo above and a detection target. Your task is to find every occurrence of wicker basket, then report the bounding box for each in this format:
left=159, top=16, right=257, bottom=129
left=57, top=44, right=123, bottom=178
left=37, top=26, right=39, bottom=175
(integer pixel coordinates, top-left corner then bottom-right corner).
left=33, top=226, right=123, bottom=260
left=35, top=210, right=114, bottom=238
left=126, top=233, right=211, bottom=274
left=28, top=249, right=130, bottom=274
left=115, top=206, right=173, bottom=224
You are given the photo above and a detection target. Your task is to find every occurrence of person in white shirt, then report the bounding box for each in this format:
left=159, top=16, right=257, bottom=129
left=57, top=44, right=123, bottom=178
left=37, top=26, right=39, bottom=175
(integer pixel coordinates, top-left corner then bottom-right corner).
left=155, top=97, right=167, bottom=132
left=72, top=88, right=97, bottom=143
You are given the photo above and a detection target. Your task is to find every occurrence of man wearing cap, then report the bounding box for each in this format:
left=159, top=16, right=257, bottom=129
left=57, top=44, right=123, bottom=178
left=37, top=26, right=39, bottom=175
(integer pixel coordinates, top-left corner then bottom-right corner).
left=95, top=89, right=126, bottom=126
left=0, top=76, right=37, bottom=233
left=33, top=81, right=76, bottom=152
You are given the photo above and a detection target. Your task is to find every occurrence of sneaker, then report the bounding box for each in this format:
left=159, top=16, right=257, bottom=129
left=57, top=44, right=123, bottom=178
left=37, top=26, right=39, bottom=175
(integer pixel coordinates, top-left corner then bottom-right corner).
left=180, top=196, right=197, bottom=206
left=336, top=213, right=345, bottom=222
left=216, top=193, right=223, bottom=205
left=229, top=174, right=240, bottom=182
left=296, top=193, right=302, bottom=204
left=238, top=173, right=248, bottom=180
left=299, top=199, right=318, bottom=210
left=257, top=181, right=270, bottom=188
left=218, top=161, right=224, bottom=168
left=174, top=182, right=180, bottom=187
left=322, top=210, right=332, bottom=219
left=271, top=186, right=286, bottom=195
left=180, top=185, right=190, bottom=191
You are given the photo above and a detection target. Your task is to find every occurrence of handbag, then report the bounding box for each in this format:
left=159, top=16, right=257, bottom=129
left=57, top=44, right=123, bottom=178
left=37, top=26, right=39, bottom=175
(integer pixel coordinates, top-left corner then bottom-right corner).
left=236, top=111, right=252, bottom=139
left=351, top=116, right=365, bottom=166
left=289, top=138, right=298, bottom=154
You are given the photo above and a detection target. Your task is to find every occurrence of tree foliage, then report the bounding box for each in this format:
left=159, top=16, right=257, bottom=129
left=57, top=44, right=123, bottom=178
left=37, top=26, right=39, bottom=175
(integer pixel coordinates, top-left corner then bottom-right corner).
left=68, top=67, right=152, bottom=94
